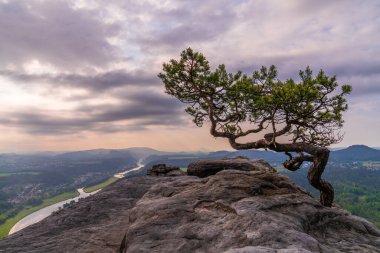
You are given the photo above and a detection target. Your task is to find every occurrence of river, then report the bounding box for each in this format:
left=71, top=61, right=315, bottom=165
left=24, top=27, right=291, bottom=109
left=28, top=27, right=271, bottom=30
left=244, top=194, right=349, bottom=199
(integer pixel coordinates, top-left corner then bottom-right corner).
left=114, top=162, right=143, bottom=178
left=9, top=162, right=144, bottom=235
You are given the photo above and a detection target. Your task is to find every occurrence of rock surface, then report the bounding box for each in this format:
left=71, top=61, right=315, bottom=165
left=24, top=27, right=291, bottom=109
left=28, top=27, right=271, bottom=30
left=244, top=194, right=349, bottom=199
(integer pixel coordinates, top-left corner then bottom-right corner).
left=0, top=158, right=379, bottom=253
left=147, top=164, right=182, bottom=176
left=187, top=157, right=276, bottom=177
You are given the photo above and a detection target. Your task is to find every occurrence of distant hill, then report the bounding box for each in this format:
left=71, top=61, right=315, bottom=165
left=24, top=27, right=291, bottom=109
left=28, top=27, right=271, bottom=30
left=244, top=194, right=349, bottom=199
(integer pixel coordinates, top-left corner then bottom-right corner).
left=133, top=145, right=380, bottom=174
left=330, top=145, right=380, bottom=161
left=123, top=147, right=173, bottom=161
left=207, top=145, right=380, bottom=163
left=222, top=145, right=380, bottom=163
left=210, top=149, right=287, bottom=162
left=56, top=149, right=135, bottom=161
left=1, top=144, right=379, bottom=173
left=54, top=147, right=174, bottom=163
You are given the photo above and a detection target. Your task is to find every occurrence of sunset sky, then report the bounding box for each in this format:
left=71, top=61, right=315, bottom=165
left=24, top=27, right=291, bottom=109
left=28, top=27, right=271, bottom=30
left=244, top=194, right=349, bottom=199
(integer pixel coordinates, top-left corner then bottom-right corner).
left=0, top=0, right=379, bottom=153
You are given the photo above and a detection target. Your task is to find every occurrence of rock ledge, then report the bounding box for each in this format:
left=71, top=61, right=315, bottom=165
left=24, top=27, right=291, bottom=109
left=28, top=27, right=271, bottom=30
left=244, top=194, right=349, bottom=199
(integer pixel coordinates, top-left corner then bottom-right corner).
left=187, top=157, right=276, bottom=177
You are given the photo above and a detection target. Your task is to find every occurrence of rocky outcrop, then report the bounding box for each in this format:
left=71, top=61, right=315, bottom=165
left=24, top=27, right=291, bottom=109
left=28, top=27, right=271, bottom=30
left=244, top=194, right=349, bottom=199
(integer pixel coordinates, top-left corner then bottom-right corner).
left=147, top=164, right=182, bottom=176
left=187, top=157, right=276, bottom=177
left=0, top=158, right=379, bottom=253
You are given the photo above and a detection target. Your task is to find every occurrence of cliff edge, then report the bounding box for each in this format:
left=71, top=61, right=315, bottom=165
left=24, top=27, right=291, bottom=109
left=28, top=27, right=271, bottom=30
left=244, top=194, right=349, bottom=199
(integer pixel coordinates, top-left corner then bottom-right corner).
left=0, top=158, right=379, bottom=253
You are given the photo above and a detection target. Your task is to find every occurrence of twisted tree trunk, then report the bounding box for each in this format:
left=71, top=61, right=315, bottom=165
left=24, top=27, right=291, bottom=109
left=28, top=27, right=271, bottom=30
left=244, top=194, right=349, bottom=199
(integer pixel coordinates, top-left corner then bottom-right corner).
left=281, top=145, right=334, bottom=207
left=308, top=149, right=334, bottom=207
left=227, top=138, right=335, bottom=207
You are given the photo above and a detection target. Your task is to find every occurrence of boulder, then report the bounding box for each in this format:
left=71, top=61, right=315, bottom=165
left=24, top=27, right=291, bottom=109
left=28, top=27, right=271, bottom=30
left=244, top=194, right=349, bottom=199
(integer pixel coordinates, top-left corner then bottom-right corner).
left=147, top=164, right=182, bottom=176
left=119, top=168, right=380, bottom=253
left=187, top=157, right=276, bottom=178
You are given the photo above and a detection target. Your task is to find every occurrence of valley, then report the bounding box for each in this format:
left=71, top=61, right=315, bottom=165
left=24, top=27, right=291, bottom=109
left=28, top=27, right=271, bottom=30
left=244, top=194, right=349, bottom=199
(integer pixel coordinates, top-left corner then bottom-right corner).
left=0, top=145, right=379, bottom=238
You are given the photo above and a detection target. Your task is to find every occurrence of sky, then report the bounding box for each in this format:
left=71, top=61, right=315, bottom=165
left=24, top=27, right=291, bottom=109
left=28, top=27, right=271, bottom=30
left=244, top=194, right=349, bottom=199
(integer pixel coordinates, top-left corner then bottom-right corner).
left=0, top=0, right=379, bottom=152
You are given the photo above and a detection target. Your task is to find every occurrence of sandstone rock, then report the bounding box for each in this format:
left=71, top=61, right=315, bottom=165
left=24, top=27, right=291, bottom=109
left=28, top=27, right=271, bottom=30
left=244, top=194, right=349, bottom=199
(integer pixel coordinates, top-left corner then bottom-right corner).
left=118, top=168, right=379, bottom=253
left=147, top=164, right=182, bottom=176
left=0, top=158, right=379, bottom=253
left=187, top=157, right=276, bottom=178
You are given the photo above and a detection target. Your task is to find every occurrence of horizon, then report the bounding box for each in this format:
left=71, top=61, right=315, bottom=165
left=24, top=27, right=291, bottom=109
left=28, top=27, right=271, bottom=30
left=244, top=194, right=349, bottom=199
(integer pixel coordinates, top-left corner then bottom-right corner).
left=1, top=144, right=380, bottom=155
left=0, top=1, right=379, bottom=152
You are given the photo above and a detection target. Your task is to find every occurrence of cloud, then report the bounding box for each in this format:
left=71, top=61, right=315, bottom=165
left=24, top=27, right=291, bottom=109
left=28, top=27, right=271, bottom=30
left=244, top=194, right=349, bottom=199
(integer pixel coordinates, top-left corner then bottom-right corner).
left=180, top=0, right=380, bottom=98
left=92, top=91, right=184, bottom=121
left=0, top=69, right=158, bottom=91
left=232, top=52, right=380, bottom=96
left=0, top=90, right=186, bottom=135
left=132, top=0, right=239, bottom=50
left=0, top=112, right=92, bottom=135
left=0, top=0, right=120, bottom=70
left=0, top=0, right=379, bottom=148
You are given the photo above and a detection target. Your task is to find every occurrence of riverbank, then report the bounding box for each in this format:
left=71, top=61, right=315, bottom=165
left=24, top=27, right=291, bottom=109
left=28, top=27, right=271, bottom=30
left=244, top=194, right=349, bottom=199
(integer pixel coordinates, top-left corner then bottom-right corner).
left=83, top=163, right=145, bottom=193
left=82, top=163, right=143, bottom=193
left=0, top=191, right=79, bottom=238
left=83, top=177, right=118, bottom=193
left=7, top=188, right=101, bottom=236
left=2, top=163, right=145, bottom=238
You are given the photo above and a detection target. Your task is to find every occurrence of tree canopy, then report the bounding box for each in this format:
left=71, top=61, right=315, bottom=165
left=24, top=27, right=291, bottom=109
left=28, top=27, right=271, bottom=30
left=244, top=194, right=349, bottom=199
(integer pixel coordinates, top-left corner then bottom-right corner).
left=158, top=48, right=352, bottom=207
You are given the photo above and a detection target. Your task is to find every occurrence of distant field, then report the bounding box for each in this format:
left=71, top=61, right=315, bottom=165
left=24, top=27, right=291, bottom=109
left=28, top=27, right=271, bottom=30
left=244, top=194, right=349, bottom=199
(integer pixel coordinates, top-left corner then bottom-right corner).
left=0, top=171, right=40, bottom=177
left=83, top=177, right=118, bottom=193
left=0, top=191, right=79, bottom=238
